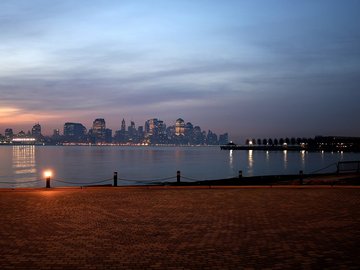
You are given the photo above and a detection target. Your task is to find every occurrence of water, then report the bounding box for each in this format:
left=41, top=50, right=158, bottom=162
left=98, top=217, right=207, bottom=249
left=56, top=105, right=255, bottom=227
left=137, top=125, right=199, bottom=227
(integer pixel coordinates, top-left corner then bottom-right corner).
left=0, top=145, right=359, bottom=188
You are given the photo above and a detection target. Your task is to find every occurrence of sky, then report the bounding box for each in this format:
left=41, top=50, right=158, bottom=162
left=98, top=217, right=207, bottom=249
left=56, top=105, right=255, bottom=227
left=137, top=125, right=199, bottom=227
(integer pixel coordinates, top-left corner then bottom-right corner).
left=1, top=0, right=360, bottom=141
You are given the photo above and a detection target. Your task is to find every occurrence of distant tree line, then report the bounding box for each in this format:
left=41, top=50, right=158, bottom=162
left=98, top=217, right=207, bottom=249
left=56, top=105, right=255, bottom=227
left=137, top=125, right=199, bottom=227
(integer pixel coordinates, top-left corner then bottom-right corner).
left=243, top=136, right=360, bottom=152
left=245, top=137, right=314, bottom=146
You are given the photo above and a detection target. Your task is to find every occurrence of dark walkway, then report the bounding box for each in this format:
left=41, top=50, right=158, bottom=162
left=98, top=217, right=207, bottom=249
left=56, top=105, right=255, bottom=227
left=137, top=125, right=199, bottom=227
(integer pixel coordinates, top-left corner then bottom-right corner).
left=0, top=186, right=359, bottom=269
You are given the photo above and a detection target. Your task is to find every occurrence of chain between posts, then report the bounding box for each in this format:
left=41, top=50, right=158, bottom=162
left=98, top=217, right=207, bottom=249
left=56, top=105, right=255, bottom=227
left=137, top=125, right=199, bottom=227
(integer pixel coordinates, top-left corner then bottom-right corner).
left=53, top=178, right=113, bottom=185
left=308, top=162, right=338, bottom=174
left=0, top=162, right=345, bottom=188
left=0, top=179, right=42, bottom=185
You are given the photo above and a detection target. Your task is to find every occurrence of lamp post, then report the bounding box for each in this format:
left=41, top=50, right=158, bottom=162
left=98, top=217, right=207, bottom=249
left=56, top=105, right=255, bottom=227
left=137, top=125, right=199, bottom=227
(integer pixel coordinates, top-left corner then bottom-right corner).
left=113, top=172, right=118, bottom=187
left=177, top=170, right=181, bottom=184
left=44, top=170, right=52, bottom=188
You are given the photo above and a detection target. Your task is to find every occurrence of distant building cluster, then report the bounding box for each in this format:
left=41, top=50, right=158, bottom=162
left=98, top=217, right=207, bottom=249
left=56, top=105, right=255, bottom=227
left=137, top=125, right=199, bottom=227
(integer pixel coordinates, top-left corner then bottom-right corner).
left=0, top=118, right=229, bottom=146
left=240, top=136, right=360, bottom=152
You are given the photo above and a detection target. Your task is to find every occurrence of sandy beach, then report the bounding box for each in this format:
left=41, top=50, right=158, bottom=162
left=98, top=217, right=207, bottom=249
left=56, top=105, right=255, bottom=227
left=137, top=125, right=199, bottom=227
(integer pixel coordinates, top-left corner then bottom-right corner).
left=0, top=186, right=359, bottom=269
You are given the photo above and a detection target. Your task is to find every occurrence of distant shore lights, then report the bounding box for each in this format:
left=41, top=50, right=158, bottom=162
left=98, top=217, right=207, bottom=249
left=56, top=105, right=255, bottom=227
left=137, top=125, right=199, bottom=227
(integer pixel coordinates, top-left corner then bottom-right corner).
left=12, top=138, right=36, bottom=142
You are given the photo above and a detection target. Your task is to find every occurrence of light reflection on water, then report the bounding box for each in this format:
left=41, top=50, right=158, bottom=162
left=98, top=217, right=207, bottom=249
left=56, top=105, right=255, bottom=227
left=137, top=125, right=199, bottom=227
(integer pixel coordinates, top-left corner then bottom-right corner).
left=247, top=150, right=254, bottom=174
left=0, top=146, right=359, bottom=187
left=229, top=150, right=233, bottom=169
left=301, top=150, right=306, bottom=167
left=283, top=150, right=288, bottom=169
left=12, top=145, right=37, bottom=182
left=265, top=151, right=270, bottom=161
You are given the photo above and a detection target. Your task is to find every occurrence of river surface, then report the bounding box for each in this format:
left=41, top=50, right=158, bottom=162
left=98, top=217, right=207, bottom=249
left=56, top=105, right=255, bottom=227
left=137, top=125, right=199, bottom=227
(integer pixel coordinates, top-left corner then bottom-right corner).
left=0, top=145, right=359, bottom=187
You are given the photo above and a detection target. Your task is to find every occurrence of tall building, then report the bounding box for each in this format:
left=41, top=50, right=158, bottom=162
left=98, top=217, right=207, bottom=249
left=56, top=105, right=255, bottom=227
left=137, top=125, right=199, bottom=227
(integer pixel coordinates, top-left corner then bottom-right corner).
left=51, top=129, right=61, bottom=143
left=137, top=126, right=144, bottom=139
left=64, top=122, right=87, bottom=142
left=121, top=118, right=126, bottom=132
left=31, top=123, right=42, bottom=139
left=219, top=133, right=229, bottom=145
left=129, top=121, right=135, bottom=131
left=105, top=128, right=112, bottom=143
left=92, top=118, right=106, bottom=143
left=128, top=121, right=136, bottom=140
left=145, top=118, right=159, bottom=136
left=5, top=128, right=13, bottom=140
left=184, top=122, right=193, bottom=137
left=114, top=118, right=128, bottom=143
left=93, top=118, right=106, bottom=132
left=145, top=120, right=150, bottom=135
left=157, top=120, right=166, bottom=135
left=193, top=126, right=205, bottom=145
left=175, top=118, right=185, bottom=136
left=206, top=130, right=218, bottom=145
left=53, top=129, right=60, bottom=137
left=144, top=118, right=167, bottom=143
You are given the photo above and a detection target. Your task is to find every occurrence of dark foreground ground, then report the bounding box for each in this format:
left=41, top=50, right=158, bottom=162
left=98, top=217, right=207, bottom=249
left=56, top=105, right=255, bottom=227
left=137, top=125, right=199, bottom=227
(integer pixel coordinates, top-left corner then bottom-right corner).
left=0, top=186, right=359, bottom=269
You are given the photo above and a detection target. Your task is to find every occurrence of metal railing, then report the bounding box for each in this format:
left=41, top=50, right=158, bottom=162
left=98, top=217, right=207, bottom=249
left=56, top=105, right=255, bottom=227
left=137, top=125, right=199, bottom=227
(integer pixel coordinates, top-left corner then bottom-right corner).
left=337, top=161, right=360, bottom=173
left=0, top=161, right=359, bottom=188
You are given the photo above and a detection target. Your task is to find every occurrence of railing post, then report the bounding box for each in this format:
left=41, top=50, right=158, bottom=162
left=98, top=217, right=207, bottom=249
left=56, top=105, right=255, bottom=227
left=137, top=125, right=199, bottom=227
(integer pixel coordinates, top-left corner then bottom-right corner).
left=46, top=176, right=51, bottom=188
left=299, top=170, right=303, bottom=185
left=177, top=170, right=181, bottom=184
left=113, top=172, right=118, bottom=187
left=238, top=170, right=243, bottom=179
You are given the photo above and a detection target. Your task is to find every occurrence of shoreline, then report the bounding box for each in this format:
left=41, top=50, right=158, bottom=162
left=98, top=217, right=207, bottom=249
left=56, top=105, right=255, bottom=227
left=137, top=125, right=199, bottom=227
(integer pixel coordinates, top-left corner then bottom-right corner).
left=2, top=143, right=360, bottom=152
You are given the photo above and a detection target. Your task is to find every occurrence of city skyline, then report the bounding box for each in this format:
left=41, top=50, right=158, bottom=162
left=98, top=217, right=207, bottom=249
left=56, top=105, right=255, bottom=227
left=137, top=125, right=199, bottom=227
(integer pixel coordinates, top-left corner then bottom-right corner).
left=1, top=117, right=229, bottom=145
left=1, top=1, right=360, bottom=141
left=1, top=116, right=224, bottom=136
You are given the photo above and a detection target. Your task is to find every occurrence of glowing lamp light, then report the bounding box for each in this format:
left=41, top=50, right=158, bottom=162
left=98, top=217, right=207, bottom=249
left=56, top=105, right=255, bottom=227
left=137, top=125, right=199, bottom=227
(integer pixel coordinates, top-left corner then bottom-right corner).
left=44, top=170, right=52, bottom=178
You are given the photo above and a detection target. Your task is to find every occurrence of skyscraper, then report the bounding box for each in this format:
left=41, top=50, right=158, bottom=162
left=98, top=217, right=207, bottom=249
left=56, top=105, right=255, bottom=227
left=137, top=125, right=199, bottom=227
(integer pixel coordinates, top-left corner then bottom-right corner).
left=130, top=121, right=135, bottom=131
left=105, top=128, right=112, bottom=143
left=93, top=118, right=106, bottom=134
left=92, top=118, right=106, bottom=143
left=219, top=133, right=229, bottom=145
left=53, top=129, right=60, bottom=137
left=175, top=118, right=185, bottom=136
left=5, top=128, right=13, bottom=140
left=145, top=118, right=159, bottom=136
left=144, top=118, right=167, bottom=144
left=128, top=121, right=136, bottom=140
left=121, top=118, right=126, bottom=132
left=64, top=122, right=87, bottom=142
left=31, top=123, right=42, bottom=139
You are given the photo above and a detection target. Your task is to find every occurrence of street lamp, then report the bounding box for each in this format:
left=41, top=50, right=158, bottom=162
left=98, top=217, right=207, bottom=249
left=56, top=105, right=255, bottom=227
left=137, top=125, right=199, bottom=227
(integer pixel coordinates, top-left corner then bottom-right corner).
left=44, top=170, right=52, bottom=188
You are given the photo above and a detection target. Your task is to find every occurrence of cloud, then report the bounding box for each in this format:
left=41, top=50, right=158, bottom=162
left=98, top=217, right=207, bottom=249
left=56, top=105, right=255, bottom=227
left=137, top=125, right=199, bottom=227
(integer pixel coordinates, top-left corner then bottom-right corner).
left=1, top=0, right=360, bottom=137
